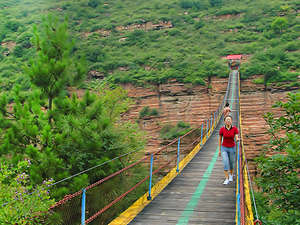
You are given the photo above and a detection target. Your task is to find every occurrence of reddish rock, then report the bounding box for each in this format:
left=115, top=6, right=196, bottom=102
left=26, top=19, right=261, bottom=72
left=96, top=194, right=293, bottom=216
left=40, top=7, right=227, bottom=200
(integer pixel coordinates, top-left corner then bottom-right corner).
left=122, top=75, right=292, bottom=179
left=116, top=21, right=173, bottom=32
left=240, top=76, right=291, bottom=178
left=121, top=77, right=227, bottom=155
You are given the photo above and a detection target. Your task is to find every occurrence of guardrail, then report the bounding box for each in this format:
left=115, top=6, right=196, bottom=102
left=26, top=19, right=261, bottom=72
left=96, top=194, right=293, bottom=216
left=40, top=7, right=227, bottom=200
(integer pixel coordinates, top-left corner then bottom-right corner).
left=236, top=71, right=261, bottom=225
left=46, top=72, right=233, bottom=225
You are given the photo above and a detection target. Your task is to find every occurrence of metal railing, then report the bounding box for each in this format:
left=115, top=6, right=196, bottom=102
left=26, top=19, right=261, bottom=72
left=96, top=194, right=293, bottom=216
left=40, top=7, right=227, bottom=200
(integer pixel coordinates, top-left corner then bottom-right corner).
left=43, top=72, right=233, bottom=225
left=236, top=71, right=261, bottom=225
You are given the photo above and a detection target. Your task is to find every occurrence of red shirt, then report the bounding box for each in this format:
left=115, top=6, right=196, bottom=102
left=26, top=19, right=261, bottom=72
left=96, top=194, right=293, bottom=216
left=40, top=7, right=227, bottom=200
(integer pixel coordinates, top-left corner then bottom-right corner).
left=219, top=126, right=239, bottom=148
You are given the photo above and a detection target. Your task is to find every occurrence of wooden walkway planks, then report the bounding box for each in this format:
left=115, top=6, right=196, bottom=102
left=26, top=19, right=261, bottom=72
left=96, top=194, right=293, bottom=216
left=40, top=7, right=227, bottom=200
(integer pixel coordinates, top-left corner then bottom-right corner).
left=129, top=71, right=239, bottom=225
left=129, top=123, right=237, bottom=225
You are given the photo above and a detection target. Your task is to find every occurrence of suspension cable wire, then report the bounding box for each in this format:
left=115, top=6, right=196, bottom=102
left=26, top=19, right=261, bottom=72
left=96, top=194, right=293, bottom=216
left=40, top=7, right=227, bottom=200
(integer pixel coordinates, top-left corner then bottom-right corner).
left=49, top=128, right=194, bottom=189
left=1, top=117, right=211, bottom=208
left=49, top=126, right=199, bottom=189
left=48, top=148, right=143, bottom=188
left=1, top=148, right=143, bottom=208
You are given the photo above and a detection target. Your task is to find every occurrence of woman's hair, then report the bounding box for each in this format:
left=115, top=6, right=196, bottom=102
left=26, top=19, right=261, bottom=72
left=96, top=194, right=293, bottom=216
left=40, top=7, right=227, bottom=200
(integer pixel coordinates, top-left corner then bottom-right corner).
left=224, top=115, right=233, bottom=121
left=225, top=102, right=229, bottom=107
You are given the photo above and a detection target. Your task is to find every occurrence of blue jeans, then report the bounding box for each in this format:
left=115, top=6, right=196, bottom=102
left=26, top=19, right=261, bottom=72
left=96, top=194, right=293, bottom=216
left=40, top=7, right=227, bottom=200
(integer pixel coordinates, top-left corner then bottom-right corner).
left=221, top=146, right=235, bottom=171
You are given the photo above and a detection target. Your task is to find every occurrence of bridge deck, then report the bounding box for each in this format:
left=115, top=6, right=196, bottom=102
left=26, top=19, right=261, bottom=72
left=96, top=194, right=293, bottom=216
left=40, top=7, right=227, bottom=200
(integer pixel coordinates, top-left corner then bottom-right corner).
left=129, top=71, right=239, bottom=225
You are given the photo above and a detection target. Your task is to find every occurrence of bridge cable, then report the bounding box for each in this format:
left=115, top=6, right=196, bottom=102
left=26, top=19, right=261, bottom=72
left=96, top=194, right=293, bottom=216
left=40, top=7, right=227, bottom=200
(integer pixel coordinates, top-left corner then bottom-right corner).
left=48, top=148, right=143, bottom=188
left=1, top=148, right=142, bottom=207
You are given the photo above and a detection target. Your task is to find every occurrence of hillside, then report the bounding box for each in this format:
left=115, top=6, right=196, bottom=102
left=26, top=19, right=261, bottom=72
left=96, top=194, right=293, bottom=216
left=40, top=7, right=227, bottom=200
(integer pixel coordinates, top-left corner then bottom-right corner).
left=1, top=1, right=299, bottom=224
left=0, top=0, right=299, bottom=94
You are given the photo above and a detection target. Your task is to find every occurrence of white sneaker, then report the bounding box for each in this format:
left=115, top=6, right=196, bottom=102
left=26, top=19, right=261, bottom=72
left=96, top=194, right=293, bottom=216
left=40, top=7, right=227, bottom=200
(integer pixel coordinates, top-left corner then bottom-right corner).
left=229, top=174, right=233, bottom=182
left=223, top=179, right=230, bottom=185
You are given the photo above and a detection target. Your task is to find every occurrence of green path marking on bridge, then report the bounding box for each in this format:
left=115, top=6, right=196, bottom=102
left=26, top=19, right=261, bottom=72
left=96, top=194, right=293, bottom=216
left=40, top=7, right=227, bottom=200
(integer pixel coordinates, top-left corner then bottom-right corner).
left=176, top=71, right=237, bottom=225
left=176, top=147, right=219, bottom=225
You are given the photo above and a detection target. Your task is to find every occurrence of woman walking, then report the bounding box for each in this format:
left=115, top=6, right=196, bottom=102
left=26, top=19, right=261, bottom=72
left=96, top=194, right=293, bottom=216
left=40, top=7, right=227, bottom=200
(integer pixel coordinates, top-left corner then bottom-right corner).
left=223, top=102, right=231, bottom=118
left=219, top=115, right=239, bottom=185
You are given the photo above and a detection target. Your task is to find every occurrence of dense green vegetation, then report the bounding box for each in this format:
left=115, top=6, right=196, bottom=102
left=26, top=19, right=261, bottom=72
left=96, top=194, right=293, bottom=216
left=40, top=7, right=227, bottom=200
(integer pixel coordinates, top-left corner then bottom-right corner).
left=255, top=92, right=300, bottom=225
left=1, top=0, right=299, bottom=94
left=139, top=106, right=159, bottom=119
left=160, top=121, right=192, bottom=140
left=0, top=0, right=299, bottom=223
left=0, top=17, right=146, bottom=223
left=0, top=160, right=55, bottom=224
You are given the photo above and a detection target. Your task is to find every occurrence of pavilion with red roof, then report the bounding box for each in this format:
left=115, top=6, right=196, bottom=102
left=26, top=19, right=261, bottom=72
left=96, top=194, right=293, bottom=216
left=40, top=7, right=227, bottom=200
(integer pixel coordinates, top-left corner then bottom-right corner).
left=226, top=54, right=242, bottom=69
left=226, top=54, right=242, bottom=60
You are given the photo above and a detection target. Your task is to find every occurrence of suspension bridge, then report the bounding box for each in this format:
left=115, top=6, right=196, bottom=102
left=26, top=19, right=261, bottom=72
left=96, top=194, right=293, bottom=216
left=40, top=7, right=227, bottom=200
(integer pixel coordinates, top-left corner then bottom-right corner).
left=48, top=70, right=261, bottom=225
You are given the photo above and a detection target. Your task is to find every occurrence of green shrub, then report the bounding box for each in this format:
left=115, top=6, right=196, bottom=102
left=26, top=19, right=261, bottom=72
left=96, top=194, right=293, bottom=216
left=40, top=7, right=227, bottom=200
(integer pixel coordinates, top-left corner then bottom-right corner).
left=168, top=28, right=181, bottom=36
left=13, top=45, right=24, bottom=58
left=88, top=0, right=100, bottom=8
left=271, top=17, right=288, bottom=34
left=179, top=0, right=209, bottom=10
left=160, top=121, right=191, bottom=140
left=86, top=47, right=106, bottom=63
left=0, top=160, right=55, bottom=224
left=150, top=108, right=159, bottom=116
left=177, top=121, right=190, bottom=129
left=194, top=20, right=205, bottom=29
left=183, top=15, right=195, bottom=24
left=215, top=8, right=243, bottom=16
left=16, top=32, right=33, bottom=48
left=209, top=0, right=222, bottom=7
left=193, top=0, right=209, bottom=9
left=126, top=30, right=146, bottom=46
left=139, top=106, right=150, bottom=119
left=242, top=10, right=262, bottom=23
left=293, top=24, right=300, bottom=32
left=5, top=20, right=21, bottom=32
left=179, top=0, right=194, bottom=9
left=252, top=78, right=264, bottom=84
left=280, top=32, right=299, bottom=41
left=139, top=106, right=159, bottom=119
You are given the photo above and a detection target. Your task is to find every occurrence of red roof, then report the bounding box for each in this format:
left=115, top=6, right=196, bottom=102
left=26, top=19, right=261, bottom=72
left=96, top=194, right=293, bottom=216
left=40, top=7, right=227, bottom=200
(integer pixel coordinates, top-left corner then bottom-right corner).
left=226, top=54, right=242, bottom=60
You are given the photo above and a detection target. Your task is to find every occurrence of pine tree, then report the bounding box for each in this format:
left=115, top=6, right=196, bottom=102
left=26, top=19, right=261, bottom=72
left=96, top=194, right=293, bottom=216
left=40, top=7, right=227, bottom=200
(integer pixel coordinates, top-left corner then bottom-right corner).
left=25, top=15, right=86, bottom=111
left=0, top=15, right=145, bottom=202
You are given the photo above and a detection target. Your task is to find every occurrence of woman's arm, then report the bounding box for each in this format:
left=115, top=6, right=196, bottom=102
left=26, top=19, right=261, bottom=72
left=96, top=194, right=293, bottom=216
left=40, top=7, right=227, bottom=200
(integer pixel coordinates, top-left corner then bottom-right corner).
left=235, top=134, right=240, bottom=142
left=235, top=127, right=240, bottom=142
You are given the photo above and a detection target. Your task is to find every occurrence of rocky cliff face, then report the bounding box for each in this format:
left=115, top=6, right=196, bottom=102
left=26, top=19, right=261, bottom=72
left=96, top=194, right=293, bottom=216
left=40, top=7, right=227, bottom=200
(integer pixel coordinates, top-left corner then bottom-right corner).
left=122, top=75, right=292, bottom=176
left=121, top=77, right=228, bottom=154
left=240, top=75, right=291, bottom=175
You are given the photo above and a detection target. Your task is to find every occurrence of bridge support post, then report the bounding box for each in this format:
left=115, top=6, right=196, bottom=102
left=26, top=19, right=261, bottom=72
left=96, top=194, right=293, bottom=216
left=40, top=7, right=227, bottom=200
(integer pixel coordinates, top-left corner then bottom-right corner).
left=147, top=154, right=154, bottom=200
left=207, top=119, right=209, bottom=134
left=214, top=112, right=216, bottom=126
left=176, top=138, right=180, bottom=172
left=81, top=188, right=86, bottom=225
left=200, top=124, right=203, bottom=146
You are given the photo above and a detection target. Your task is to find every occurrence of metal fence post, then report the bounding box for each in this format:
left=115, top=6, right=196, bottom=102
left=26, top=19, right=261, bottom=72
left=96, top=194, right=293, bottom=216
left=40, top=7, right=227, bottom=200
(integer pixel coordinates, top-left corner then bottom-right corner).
left=214, top=112, right=216, bottom=125
left=176, top=138, right=180, bottom=172
left=200, top=124, right=203, bottom=146
left=147, top=154, right=154, bottom=200
left=81, top=189, right=86, bottom=225
left=207, top=119, right=209, bottom=133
